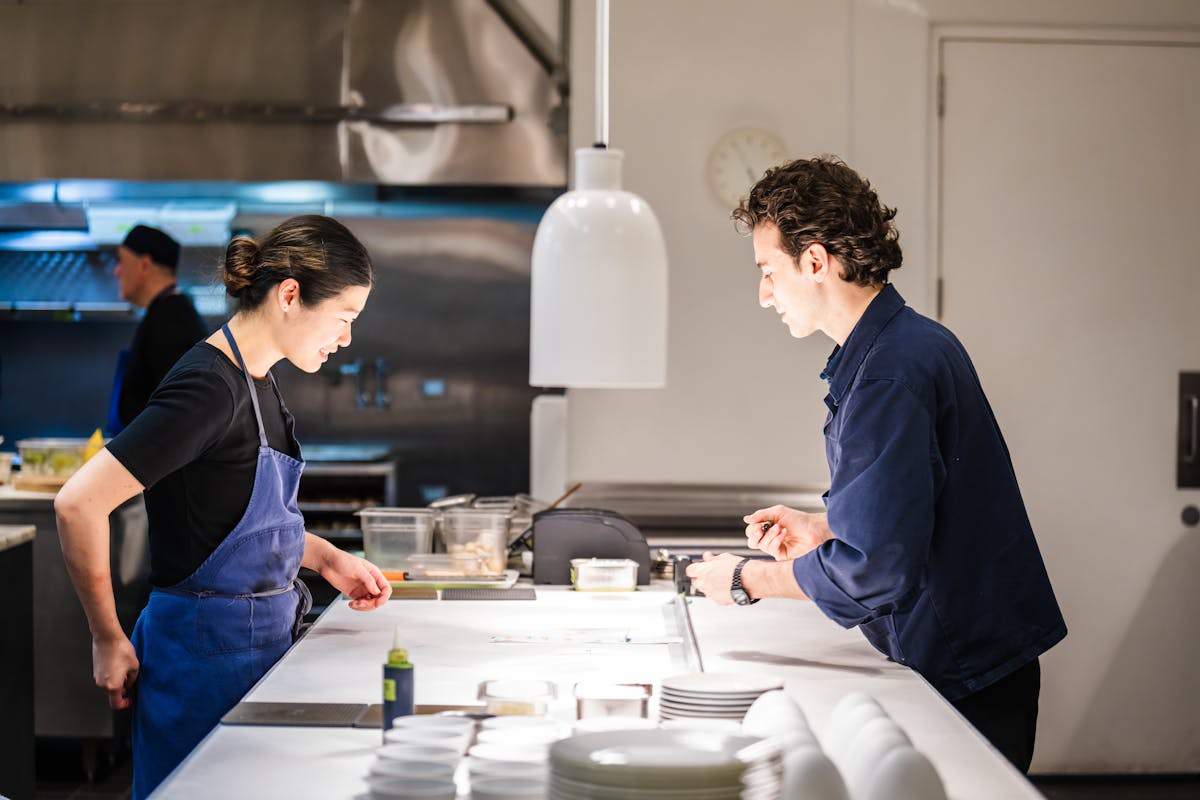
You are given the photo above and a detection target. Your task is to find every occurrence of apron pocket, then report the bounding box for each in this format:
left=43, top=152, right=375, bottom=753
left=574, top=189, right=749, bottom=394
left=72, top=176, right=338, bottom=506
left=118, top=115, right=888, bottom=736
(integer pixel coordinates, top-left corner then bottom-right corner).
left=193, top=592, right=297, bottom=656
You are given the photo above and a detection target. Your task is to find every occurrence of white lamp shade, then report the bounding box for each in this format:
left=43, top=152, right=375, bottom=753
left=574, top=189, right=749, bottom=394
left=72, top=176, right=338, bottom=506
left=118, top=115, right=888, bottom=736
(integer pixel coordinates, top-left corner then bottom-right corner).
left=530, top=147, right=668, bottom=388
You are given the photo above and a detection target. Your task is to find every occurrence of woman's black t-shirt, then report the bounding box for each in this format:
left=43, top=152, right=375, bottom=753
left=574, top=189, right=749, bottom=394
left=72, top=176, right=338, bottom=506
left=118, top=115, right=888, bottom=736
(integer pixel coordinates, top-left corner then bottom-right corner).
left=107, top=341, right=302, bottom=587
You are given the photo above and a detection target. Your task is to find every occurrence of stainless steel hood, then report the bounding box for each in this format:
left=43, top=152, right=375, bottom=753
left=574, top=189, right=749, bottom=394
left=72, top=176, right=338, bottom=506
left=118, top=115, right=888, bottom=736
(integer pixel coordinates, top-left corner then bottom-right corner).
left=0, top=0, right=567, bottom=186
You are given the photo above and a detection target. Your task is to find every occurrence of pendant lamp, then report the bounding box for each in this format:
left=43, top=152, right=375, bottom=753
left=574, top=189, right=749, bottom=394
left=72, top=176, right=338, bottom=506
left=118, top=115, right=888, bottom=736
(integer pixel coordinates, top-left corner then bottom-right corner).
left=529, top=0, right=668, bottom=388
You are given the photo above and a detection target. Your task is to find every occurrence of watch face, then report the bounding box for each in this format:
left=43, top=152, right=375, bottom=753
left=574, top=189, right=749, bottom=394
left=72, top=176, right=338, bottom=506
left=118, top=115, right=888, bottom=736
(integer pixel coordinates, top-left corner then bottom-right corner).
left=731, top=587, right=753, bottom=606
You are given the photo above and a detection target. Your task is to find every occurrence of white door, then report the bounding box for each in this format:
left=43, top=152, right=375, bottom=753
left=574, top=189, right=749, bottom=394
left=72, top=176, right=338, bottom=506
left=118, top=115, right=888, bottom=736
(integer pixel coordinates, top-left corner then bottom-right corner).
left=938, top=33, right=1200, bottom=772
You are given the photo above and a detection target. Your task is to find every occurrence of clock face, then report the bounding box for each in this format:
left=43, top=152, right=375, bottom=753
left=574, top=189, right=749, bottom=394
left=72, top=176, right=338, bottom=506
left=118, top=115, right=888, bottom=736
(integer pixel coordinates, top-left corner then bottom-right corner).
left=706, top=128, right=789, bottom=209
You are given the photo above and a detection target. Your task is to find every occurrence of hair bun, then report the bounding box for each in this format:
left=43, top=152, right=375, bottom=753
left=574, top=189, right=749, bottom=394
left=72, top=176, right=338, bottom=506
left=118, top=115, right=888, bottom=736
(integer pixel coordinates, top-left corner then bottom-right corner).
left=222, top=236, right=261, bottom=297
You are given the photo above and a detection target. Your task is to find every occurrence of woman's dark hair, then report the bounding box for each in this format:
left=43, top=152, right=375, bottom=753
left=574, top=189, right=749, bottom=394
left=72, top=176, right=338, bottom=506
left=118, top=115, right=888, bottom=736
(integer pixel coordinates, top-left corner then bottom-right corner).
left=732, top=156, right=902, bottom=286
left=221, top=214, right=373, bottom=312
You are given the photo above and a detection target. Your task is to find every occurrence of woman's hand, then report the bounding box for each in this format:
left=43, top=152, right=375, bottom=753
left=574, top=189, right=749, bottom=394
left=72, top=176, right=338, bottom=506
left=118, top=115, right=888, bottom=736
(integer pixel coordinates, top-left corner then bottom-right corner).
left=93, top=634, right=139, bottom=710
left=311, top=541, right=392, bottom=610
left=742, top=505, right=834, bottom=560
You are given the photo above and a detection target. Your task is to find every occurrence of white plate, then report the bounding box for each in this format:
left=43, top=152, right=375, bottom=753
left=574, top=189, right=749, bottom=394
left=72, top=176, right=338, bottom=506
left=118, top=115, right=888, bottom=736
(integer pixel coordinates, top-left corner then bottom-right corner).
left=549, top=729, right=778, bottom=790
left=659, top=696, right=754, bottom=706
left=660, top=673, right=784, bottom=696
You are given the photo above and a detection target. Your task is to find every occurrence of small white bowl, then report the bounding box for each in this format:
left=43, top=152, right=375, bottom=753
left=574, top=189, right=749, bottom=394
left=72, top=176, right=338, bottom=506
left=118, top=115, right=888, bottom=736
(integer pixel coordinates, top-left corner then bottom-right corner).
left=368, top=759, right=455, bottom=780
left=390, top=714, right=476, bottom=734
left=470, top=775, right=547, bottom=800
left=743, top=690, right=809, bottom=740
left=480, top=715, right=562, bottom=731
left=862, top=745, right=947, bottom=800
left=467, top=760, right=548, bottom=781
left=383, top=726, right=470, bottom=754
left=658, top=718, right=743, bottom=734
left=376, top=743, right=461, bottom=765
left=468, top=741, right=550, bottom=764
left=366, top=775, right=457, bottom=800
left=782, top=745, right=850, bottom=800
left=842, top=718, right=911, bottom=798
left=572, top=716, right=659, bottom=733
left=475, top=725, right=568, bottom=747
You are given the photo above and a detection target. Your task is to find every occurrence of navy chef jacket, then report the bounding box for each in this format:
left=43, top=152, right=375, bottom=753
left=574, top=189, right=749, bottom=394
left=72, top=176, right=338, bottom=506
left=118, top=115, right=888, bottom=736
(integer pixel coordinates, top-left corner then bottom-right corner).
left=792, top=284, right=1066, bottom=701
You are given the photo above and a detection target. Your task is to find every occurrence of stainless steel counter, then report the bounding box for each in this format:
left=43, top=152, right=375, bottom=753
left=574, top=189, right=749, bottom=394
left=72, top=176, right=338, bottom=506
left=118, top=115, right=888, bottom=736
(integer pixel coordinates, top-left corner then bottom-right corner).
left=0, top=485, right=149, bottom=758
left=151, top=587, right=1045, bottom=799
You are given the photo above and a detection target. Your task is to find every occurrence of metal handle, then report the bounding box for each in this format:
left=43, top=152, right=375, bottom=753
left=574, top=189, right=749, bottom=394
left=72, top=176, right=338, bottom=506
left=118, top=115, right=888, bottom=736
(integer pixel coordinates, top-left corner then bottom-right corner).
left=1186, top=395, right=1199, bottom=463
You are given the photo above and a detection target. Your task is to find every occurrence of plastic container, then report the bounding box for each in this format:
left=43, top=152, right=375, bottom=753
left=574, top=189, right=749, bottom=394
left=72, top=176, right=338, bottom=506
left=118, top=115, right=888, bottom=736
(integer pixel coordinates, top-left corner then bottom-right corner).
left=439, top=508, right=508, bottom=575
left=401, top=552, right=491, bottom=578
left=477, top=679, right=556, bottom=716
left=15, top=438, right=90, bottom=478
left=573, top=682, right=650, bottom=719
left=359, top=508, right=436, bottom=570
left=570, top=558, right=639, bottom=592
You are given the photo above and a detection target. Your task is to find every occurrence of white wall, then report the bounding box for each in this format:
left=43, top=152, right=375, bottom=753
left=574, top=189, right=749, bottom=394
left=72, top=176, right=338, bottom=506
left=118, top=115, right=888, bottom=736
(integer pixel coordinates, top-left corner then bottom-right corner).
left=564, top=0, right=1200, bottom=485
left=559, top=0, right=1200, bottom=773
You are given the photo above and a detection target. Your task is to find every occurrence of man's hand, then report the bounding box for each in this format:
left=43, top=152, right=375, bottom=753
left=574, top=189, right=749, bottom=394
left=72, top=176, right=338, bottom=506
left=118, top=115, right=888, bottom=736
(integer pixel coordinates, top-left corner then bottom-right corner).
left=743, top=505, right=833, bottom=560
left=93, top=635, right=139, bottom=710
left=319, top=548, right=392, bottom=610
left=684, top=551, right=745, bottom=605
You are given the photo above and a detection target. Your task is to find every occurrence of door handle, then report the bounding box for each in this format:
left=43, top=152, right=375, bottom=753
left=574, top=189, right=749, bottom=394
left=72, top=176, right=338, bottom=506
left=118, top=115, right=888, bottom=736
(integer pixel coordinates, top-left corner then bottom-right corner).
left=1186, top=395, right=1199, bottom=464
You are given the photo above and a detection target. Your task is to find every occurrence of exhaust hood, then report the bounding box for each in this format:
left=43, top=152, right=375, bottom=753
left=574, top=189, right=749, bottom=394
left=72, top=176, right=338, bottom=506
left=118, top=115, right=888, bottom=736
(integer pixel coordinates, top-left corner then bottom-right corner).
left=0, top=0, right=567, bottom=186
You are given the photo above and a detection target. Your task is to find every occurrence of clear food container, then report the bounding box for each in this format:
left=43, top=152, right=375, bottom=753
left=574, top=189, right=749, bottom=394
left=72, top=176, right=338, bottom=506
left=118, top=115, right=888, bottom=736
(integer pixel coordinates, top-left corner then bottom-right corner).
left=401, top=552, right=492, bottom=578
left=570, top=558, right=638, bottom=592
left=358, top=508, right=437, bottom=570
left=477, top=679, right=557, bottom=716
left=439, top=508, right=508, bottom=575
left=573, top=682, right=651, bottom=719
left=15, top=438, right=90, bottom=477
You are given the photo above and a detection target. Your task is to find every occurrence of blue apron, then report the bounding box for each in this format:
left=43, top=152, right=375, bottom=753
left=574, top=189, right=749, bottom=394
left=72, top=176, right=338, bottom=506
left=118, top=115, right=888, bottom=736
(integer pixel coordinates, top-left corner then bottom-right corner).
left=130, top=323, right=311, bottom=799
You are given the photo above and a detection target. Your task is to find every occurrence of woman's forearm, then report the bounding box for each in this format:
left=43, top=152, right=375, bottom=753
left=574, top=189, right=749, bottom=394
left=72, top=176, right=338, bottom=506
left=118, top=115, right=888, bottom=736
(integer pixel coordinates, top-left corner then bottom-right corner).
left=54, top=449, right=145, bottom=642
left=56, top=500, right=125, bottom=641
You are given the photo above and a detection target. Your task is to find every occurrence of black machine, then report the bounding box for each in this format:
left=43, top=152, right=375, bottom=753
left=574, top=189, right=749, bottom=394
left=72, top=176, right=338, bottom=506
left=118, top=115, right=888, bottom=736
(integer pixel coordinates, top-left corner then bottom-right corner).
left=530, top=508, right=651, bottom=585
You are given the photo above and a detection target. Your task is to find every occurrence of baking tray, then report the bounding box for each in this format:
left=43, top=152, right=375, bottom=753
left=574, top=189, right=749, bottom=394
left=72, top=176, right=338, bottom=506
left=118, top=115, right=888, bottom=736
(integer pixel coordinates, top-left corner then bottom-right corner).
left=441, top=587, right=536, bottom=601
left=388, top=569, right=520, bottom=591
left=221, top=701, right=367, bottom=727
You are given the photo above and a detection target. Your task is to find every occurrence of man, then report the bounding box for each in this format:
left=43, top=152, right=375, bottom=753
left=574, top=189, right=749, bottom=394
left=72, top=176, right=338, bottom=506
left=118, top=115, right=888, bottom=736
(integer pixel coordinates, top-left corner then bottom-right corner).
left=686, top=156, right=1066, bottom=773
left=109, top=224, right=208, bottom=431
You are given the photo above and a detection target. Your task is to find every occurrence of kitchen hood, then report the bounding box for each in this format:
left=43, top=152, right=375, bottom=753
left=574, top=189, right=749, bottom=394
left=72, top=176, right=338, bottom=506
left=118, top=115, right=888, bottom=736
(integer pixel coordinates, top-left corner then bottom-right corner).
left=0, top=0, right=567, bottom=186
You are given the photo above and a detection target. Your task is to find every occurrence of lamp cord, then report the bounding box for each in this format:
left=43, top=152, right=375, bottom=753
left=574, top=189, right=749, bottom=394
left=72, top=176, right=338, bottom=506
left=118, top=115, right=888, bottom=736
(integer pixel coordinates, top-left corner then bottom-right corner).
left=595, top=0, right=609, bottom=148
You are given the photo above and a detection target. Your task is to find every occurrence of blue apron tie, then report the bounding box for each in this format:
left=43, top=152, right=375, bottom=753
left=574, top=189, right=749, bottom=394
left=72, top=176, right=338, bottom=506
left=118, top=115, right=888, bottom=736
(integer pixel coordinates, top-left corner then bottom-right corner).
left=129, top=323, right=309, bottom=798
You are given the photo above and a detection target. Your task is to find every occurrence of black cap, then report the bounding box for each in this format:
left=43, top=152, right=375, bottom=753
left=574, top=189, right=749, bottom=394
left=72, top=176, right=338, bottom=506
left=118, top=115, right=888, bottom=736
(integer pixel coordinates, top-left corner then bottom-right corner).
left=122, top=225, right=180, bottom=270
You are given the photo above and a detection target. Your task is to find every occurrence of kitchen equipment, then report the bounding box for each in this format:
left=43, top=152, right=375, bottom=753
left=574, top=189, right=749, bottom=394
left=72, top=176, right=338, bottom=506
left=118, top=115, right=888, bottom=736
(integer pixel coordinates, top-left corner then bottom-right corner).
left=477, top=679, right=556, bottom=717
left=439, top=508, right=509, bottom=575
left=358, top=508, right=436, bottom=570
left=13, top=437, right=93, bottom=490
left=569, top=558, right=638, bottom=592
left=0, top=451, right=13, bottom=485
left=573, top=682, right=650, bottom=719
left=532, top=508, right=650, bottom=585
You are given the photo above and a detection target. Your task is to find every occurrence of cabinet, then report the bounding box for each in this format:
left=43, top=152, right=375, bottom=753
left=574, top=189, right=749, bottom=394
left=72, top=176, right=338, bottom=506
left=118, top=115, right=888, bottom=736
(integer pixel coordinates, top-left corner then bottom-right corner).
left=296, top=445, right=397, bottom=611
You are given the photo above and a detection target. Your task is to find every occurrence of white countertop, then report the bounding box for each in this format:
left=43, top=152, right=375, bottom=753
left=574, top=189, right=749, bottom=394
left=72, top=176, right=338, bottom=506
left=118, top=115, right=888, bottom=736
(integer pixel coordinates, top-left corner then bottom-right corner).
left=0, top=523, right=35, bottom=552
left=152, top=587, right=1044, bottom=799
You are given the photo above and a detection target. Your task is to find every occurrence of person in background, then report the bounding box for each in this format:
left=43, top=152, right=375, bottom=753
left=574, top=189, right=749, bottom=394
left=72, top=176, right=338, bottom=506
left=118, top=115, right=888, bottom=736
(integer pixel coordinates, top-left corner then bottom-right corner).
left=56, top=215, right=393, bottom=798
left=686, top=156, right=1066, bottom=773
left=110, top=224, right=208, bottom=432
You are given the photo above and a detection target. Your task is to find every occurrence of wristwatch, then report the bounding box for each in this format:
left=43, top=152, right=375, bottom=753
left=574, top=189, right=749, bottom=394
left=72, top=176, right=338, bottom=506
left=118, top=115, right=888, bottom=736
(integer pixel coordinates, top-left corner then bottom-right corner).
left=731, top=557, right=759, bottom=606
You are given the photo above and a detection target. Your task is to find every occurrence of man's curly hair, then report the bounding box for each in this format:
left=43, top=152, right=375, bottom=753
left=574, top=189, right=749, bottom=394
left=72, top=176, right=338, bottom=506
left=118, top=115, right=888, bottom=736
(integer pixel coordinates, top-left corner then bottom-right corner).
left=732, top=156, right=902, bottom=286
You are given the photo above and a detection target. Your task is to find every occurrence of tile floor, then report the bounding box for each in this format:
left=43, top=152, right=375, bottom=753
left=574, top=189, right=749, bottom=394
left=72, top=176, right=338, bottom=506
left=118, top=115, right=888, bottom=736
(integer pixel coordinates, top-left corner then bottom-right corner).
left=31, top=740, right=1200, bottom=799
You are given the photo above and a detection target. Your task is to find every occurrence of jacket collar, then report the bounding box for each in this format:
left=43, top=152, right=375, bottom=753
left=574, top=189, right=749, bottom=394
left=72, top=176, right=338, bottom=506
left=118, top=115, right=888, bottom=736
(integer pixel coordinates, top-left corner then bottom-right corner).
left=822, top=283, right=906, bottom=406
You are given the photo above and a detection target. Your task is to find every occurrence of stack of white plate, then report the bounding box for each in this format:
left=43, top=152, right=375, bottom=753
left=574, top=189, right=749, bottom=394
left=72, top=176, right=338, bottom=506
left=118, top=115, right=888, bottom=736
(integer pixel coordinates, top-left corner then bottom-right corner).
left=658, top=673, right=785, bottom=722
left=548, top=729, right=783, bottom=800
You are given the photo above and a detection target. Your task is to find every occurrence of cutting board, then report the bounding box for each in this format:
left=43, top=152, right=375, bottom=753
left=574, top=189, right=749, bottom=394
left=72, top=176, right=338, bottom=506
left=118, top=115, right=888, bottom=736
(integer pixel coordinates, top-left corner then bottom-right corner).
left=11, top=474, right=67, bottom=492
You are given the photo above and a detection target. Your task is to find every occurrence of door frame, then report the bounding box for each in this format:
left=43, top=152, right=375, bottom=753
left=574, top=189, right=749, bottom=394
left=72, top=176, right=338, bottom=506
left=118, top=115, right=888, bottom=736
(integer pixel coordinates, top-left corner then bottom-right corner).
left=928, top=25, right=1200, bottom=322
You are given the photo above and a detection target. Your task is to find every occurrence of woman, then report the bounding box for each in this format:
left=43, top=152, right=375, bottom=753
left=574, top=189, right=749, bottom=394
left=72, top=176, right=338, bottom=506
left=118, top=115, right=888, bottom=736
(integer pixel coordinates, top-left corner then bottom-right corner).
left=55, top=215, right=393, bottom=798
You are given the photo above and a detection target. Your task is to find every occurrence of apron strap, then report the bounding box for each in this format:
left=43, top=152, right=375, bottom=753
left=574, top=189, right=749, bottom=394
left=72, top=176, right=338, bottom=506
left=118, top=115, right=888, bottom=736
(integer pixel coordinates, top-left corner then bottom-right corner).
left=221, top=323, right=269, bottom=448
